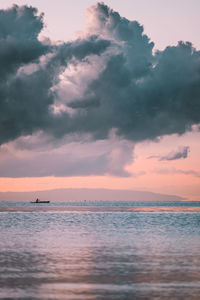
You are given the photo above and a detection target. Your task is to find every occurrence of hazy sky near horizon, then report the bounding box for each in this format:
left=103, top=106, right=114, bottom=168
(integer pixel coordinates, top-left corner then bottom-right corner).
left=0, top=0, right=200, bottom=200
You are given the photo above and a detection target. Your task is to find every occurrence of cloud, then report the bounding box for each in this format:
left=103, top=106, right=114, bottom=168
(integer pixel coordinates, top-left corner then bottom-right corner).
left=0, top=3, right=200, bottom=177
left=0, top=5, right=48, bottom=80
left=0, top=133, right=136, bottom=177
left=66, top=3, right=200, bottom=142
left=0, top=3, right=200, bottom=147
left=0, top=4, right=110, bottom=145
left=159, top=146, right=190, bottom=161
left=148, top=146, right=190, bottom=161
left=152, top=167, right=200, bottom=178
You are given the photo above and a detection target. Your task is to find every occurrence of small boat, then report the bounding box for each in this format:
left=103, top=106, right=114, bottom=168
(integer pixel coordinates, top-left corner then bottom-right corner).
left=31, top=198, right=50, bottom=203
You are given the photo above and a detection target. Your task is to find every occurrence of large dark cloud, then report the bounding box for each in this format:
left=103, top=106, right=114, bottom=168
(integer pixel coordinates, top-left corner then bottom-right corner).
left=65, top=3, right=200, bottom=142
left=0, top=4, right=110, bottom=145
left=0, top=5, right=47, bottom=79
left=0, top=2, right=200, bottom=147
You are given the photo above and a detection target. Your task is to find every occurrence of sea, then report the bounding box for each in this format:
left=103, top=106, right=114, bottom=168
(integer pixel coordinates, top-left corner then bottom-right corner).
left=1, top=201, right=200, bottom=300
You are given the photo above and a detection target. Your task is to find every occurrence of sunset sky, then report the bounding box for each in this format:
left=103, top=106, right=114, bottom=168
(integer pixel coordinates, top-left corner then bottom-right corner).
left=0, top=0, right=200, bottom=200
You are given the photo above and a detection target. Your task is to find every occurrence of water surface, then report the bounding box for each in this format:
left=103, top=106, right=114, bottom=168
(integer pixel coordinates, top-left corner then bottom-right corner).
left=1, top=201, right=200, bottom=299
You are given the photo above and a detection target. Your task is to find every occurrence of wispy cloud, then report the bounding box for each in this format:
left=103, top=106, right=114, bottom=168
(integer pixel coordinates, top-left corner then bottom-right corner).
left=148, top=146, right=190, bottom=161
left=152, top=167, right=200, bottom=177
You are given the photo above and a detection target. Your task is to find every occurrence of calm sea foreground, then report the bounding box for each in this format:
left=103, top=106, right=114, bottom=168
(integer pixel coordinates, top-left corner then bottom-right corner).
left=1, top=201, right=200, bottom=299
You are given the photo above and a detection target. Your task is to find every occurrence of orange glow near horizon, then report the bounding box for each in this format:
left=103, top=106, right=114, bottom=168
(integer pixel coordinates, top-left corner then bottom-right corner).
left=0, top=172, right=199, bottom=201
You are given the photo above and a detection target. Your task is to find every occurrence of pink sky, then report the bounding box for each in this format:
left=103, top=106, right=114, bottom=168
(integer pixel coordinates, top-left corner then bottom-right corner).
left=1, top=130, right=200, bottom=200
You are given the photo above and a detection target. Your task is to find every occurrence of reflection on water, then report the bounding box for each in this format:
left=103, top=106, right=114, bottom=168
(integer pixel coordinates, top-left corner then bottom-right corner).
left=0, top=202, right=200, bottom=299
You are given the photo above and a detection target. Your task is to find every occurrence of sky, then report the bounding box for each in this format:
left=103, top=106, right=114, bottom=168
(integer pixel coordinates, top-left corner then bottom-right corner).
left=0, top=0, right=200, bottom=200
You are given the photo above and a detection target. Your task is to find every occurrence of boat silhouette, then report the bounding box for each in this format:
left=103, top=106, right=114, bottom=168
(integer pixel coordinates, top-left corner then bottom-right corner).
left=31, top=198, right=50, bottom=203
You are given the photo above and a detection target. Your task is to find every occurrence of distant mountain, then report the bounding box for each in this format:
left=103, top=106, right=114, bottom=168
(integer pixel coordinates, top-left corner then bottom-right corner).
left=0, top=188, right=185, bottom=202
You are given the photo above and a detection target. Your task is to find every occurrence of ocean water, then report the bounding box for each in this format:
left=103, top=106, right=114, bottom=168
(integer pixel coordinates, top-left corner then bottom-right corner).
left=1, top=201, right=200, bottom=299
